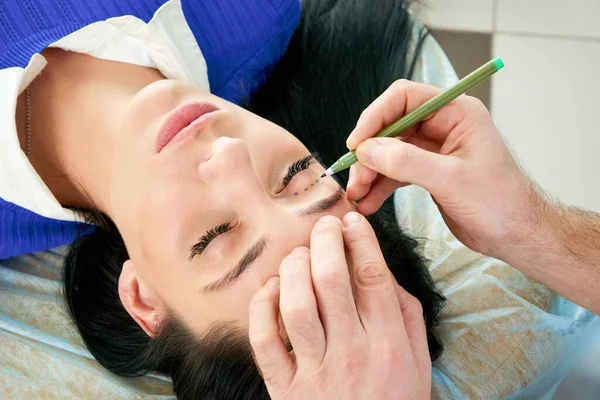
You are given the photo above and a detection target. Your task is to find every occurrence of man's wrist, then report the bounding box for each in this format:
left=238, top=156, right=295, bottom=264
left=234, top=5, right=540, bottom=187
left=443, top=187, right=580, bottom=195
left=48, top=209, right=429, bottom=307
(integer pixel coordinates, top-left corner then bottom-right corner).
left=491, top=184, right=559, bottom=266
left=492, top=186, right=600, bottom=306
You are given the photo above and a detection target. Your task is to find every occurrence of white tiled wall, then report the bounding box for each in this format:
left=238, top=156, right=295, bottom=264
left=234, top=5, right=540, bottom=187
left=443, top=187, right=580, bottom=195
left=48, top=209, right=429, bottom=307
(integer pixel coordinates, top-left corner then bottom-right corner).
left=491, top=35, right=600, bottom=211
left=417, top=0, right=494, bottom=32
left=496, top=0, right=600, bottom=39
left=420, top=0, right=600, bottom=212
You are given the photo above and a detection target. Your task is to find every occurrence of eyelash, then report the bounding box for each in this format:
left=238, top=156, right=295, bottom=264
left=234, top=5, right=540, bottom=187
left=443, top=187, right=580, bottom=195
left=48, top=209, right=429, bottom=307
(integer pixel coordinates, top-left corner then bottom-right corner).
left=189, top=222, right=232, bottom=260
left=281, top=155, right=314, bottom=187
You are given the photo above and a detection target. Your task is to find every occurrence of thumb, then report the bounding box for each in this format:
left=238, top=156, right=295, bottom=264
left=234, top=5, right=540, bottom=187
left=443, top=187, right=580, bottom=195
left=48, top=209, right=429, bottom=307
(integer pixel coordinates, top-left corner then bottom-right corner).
left=355, top=137, right=454, bottom=192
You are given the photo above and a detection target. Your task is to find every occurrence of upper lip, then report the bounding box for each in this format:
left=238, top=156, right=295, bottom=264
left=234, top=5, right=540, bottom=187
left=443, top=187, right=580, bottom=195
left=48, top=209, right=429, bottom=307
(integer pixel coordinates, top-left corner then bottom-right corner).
left=156, top=102, right=220, bottom=152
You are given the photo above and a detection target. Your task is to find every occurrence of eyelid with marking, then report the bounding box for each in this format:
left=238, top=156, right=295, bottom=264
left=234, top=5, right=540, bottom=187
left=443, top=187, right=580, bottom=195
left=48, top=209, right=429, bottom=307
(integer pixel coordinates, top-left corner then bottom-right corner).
left=276, top=154, right=316, bottom=194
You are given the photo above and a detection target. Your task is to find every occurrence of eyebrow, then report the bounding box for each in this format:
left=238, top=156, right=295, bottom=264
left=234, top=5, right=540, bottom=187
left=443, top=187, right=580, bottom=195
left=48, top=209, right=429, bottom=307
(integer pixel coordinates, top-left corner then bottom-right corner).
left=300, top=187, right=344, bottom=216
left=203, top=235, right=269, bottom=293
left=202, top=186, right=345, bottom=293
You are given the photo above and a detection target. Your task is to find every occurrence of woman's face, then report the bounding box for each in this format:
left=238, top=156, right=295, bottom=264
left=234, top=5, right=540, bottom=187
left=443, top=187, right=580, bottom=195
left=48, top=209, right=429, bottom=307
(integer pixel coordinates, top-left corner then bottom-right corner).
left=109, top=79, right=355, bottom=335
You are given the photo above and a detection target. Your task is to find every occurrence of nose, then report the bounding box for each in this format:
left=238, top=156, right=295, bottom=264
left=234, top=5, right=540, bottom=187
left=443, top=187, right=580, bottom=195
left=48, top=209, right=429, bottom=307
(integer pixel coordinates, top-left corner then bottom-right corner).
left=202, top=136, right=252, bottom=174
left=198, top=136, right=280, bottom=223
left=198, top=136, right=265, bottom=192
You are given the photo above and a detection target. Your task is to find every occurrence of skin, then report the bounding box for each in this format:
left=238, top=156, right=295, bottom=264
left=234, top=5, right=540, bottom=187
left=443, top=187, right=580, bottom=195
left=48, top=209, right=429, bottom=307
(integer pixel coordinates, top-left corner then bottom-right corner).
left=250, top=213, right=431, bottom=400
left=15, top=49, right=435, bottom=399
left=15, top=48, right=356, bottom=336
left=346, top=79, right=600, bottom=316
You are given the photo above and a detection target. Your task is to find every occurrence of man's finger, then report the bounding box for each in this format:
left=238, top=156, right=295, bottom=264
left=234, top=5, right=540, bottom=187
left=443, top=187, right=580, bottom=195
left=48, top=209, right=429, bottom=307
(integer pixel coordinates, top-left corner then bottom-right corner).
left=355, top=137, right=455, bottom=194
left=346, top=80, right=442, bottom=150
left=418, top=95, right=490, bottom=145
left=347, top=164, right=369, bottom=202
left=279, top=247, right=326, bottom=370
left=310, top=216, right=361, bottom=343
left=249, top=277, right=293, bottom=393
left=355, top=175, right=407, bottom=216
left=347, top=163, right=378, bottom=198
left=346, top=164, right=374, bottom=202
left=346, top=179, right=371, bottom=203
left=355, top=162, right=378, bottom=185
left=394, top=283, right=431, bottom=370
left=342, top=212, right=408, bottom=342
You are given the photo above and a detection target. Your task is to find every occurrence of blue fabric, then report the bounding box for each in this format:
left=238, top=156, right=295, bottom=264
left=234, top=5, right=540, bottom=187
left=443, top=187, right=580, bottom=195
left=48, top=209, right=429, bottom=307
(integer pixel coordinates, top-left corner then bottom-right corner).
left=0, top=0, right=300, bottom=259
left=0, top=0, right=300, bottom=102
left=0, top=198, right=92, bottom=258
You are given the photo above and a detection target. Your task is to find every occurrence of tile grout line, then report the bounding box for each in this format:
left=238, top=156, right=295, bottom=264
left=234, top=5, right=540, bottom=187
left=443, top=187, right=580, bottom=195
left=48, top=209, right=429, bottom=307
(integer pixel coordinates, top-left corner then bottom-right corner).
left=491, top=0, right=498, bottom=112
left=492, top=0, right=498, bottom=33
left=495, top=30, right=600, bottom=44
left=429, top=27, right=600, bottom=45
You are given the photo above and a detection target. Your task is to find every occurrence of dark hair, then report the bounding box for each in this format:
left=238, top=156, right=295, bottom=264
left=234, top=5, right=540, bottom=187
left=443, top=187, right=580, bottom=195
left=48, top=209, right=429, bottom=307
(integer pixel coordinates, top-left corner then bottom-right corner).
left=63, top=0, right=444, bottom=399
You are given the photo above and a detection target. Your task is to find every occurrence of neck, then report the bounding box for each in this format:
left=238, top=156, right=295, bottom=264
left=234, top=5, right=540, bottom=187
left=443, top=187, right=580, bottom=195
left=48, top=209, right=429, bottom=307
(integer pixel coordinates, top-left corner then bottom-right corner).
left=15, top=48, right=164, bottom=214
left=16, top=68, right=90, bottom=209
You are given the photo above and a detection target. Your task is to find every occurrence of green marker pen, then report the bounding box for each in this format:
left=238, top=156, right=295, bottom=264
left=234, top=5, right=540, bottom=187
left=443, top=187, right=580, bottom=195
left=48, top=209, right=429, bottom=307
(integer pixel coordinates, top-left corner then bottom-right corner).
left=321, top=57, right=505, bottom=178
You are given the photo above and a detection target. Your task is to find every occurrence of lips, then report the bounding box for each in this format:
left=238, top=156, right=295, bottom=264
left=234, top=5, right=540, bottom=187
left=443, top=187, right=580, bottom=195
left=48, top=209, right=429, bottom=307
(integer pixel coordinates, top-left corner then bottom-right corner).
left=156, top=102, right=220, bottom=153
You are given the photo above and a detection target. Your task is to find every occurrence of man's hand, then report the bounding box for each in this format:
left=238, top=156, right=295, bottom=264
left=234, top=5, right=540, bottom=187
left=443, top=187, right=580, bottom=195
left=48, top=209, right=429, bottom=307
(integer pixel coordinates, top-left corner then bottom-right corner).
left=249, top=212, right=431, bottom=400
left=346, top=80, right=600, bottom=314
left=346, top=79, right=539, bottom=258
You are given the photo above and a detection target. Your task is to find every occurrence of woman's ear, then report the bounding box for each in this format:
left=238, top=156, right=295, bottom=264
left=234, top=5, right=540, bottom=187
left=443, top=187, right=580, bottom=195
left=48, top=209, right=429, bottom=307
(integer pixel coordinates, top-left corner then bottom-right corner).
left=119, top=260, right=161, bottom=337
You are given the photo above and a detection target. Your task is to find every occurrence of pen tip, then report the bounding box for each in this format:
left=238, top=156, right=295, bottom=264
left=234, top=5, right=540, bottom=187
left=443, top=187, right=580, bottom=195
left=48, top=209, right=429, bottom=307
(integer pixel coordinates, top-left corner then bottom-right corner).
left=321, top=168, right=334, bottom=178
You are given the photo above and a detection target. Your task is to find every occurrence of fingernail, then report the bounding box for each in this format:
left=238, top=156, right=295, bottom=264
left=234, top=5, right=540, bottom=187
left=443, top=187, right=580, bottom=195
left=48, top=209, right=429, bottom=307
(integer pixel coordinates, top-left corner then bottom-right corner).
left=354, top=162, right=365, bottom=180
left=292, top=246, right=308, bottom=254
left=346, top=126, right=359, bottom=149
left=343, top=212, right=362, bottom=227
left=356, top=139, right=379, bottom=169
left=265, top=276, right=280, bottom=287
left=318, top=215, right=341, bottom=226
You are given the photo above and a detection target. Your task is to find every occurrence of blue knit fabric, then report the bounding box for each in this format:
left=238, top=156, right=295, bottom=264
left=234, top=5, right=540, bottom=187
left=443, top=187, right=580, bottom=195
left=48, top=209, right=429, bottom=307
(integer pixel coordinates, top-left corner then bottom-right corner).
left=0, top=0, right=299, bottom=259
left=0, top=198, right=93, bottom=258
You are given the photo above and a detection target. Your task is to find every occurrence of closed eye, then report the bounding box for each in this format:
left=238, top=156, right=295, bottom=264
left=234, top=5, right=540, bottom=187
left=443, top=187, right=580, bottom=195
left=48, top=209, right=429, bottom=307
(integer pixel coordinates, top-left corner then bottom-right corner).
left=189, top=222, right=232, bottom=261
left=278, top=154, right=316, bottom=191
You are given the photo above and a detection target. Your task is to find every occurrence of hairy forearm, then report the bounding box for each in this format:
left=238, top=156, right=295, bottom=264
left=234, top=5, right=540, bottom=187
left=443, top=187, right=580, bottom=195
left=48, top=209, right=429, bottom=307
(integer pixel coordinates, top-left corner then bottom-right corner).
left=497, top=194, right=600, bottom=314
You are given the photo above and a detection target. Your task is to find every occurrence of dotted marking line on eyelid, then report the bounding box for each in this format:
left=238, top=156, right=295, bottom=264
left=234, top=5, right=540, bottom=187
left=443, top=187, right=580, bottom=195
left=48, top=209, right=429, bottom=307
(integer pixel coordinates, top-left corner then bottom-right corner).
left=296, top=179, right=321, bottom=194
